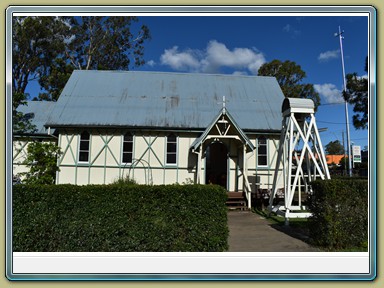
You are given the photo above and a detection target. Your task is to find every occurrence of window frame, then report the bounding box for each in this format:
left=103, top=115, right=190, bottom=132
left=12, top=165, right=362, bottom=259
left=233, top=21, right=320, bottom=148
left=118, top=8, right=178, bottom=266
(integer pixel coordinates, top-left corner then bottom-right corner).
left=165, top=134, right=177, bottom=165
left=78, top=131, right=90, bottom=163
left=257, top=136, right=268, bottom=167
left=122, top=132, right=134, bottom=165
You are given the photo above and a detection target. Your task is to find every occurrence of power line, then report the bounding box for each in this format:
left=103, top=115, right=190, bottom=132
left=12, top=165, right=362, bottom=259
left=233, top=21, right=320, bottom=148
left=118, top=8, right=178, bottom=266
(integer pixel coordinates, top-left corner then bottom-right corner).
left=317, top=120, right=347, bottom=125
left=318, top=102, right=345, bottom=106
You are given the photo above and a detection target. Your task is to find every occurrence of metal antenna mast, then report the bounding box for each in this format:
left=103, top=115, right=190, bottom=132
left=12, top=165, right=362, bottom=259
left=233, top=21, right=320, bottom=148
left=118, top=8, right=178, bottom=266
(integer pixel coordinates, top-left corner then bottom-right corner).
left=335, top=26, right=352, bottom=177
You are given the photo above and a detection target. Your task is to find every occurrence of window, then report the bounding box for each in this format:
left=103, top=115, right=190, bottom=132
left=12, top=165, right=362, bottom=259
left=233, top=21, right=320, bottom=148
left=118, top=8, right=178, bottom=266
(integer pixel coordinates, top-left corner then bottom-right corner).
left=257, top=136, right=268, bottom=166
left=79, top=131, right=90, bottom=162
left=166, top=134, right=177, bottom=165
left=122, top=133, right=133, bottom=164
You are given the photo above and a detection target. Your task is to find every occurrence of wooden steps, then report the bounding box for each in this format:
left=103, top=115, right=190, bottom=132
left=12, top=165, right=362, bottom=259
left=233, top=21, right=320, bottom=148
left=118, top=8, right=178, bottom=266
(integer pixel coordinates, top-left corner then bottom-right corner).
left=226, top=192, right=248, bottom=210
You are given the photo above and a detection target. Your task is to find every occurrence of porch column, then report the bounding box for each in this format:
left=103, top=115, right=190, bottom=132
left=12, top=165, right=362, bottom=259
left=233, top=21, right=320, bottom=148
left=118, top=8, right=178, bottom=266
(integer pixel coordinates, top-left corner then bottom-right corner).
left=197, top=148, right=202, bottom=184
left=243, top=144, right=251, bottom=209
left=243, top=145, right=246, bottom=192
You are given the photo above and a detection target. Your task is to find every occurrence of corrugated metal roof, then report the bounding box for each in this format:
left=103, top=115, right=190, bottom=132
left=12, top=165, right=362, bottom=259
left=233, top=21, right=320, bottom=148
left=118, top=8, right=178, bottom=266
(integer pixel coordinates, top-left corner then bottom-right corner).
left=17, top=101, right=56, bottom=134
left=46, top=70, right=285, bottom=131
left=282, top=97, right=314, bottom=113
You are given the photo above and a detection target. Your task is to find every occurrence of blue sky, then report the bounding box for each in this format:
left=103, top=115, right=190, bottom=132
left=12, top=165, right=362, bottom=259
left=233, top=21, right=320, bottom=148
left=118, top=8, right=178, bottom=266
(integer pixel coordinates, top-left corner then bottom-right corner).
left=24, top=14, right=370, bottom=150
left=133, top=15, right=370, bottom=150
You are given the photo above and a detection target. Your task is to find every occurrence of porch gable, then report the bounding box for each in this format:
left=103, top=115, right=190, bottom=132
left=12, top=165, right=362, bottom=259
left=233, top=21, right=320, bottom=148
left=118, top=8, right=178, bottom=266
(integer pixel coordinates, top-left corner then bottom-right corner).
left=190, top=107, right=255, bottom=153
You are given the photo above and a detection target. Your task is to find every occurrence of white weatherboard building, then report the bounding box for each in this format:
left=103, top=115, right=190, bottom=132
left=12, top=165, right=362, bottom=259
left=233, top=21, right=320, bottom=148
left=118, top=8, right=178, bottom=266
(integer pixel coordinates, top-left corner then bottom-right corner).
left=12, top=101, right=56, bottom=179
left=14, top=70, right=288, bottom=206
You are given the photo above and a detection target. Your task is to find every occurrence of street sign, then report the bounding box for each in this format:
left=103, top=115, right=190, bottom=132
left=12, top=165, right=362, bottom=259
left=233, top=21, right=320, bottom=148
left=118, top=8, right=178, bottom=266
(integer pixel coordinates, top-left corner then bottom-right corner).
left=352, top=145, right=361, bottom=163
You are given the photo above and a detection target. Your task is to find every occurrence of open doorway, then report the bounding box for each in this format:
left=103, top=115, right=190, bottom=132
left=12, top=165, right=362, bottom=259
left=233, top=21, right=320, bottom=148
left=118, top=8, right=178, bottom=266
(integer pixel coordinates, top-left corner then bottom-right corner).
left=205, top=141, right=228, bottom=189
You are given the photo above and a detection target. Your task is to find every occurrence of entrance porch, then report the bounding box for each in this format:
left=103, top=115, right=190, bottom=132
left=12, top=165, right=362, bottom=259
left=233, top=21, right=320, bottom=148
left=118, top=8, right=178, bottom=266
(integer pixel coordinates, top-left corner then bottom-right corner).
left=190, top=106, right=255, bottom=209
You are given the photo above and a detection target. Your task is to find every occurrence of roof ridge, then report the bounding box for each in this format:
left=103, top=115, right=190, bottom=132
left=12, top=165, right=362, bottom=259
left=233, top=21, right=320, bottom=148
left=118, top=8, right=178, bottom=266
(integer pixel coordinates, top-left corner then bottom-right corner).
left=72, top=69, right=276, bottom=79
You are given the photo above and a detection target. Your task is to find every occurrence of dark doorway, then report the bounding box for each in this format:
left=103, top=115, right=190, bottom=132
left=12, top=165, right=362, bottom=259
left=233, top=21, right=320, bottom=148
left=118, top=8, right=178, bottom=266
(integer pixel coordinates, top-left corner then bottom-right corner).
left=205, top=142, right=228, bottom=189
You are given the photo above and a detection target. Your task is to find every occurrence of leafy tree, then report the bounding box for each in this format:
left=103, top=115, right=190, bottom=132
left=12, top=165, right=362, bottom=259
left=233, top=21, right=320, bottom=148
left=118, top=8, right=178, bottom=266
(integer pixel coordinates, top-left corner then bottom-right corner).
left=65, top=16, right=150, bottom=70
left=12, top=106, right=37, bottom=136
left=343, top=57, right=368, bottom=130
left=20, top=142, right=62, bottom=185
left=325, top=140, right=344, bottom=155
left=35, top=58, right=74, bottom=101
left=38, top=16, right=151, bottom=101
left=339, top=156, right=351, bottom=171
left=258, top=59, right=320, bottom=110
left=12, top=17, right=69, bottom=132
left=13, top=16, right=151, bottom=102
left=12, top=17, right=68, bottom=98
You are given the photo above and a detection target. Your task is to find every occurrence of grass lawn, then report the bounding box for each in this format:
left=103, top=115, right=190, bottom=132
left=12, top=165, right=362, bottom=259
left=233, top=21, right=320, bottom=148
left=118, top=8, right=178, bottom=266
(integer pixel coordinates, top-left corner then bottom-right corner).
left=252, top=208, right=368, bottom=252
left=253, top=208, right=312, bottom=243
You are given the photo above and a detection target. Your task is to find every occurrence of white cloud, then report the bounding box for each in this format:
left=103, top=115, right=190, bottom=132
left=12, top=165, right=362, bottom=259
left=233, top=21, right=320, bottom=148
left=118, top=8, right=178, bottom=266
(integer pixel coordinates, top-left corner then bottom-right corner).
left=146, top=60, right=156, bottom=67
left=314, top=83, right=344, bottom=104
left=204, top=40, right=266, bottom=74
left=232, top=71, right=248, bottom=76
left=318, top=50, right=340, bottom=62
left=282, top=24, right=301, bottom=37
left=159, top=40, right=266, bottom=75
left=283, top=24, right=292, bottom=32
left=160, top=46, right=200, bottom=71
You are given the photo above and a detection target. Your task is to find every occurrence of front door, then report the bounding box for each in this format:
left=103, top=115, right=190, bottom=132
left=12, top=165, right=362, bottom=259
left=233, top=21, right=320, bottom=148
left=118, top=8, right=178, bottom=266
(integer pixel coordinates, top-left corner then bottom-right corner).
left=205, top=142, right=228, bottom=189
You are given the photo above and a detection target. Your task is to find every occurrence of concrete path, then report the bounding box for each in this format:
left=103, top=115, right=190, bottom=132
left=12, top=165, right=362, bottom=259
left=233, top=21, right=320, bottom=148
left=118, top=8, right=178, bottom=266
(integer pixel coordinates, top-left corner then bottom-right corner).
left=228, top=211, right=319, bottom=252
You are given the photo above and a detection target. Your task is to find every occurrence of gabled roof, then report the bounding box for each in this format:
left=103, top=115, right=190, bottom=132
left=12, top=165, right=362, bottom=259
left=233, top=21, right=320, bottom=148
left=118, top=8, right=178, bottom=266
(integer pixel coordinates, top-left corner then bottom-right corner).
left=16, top=101, right=56, bottom=135
left=190, top=107, right=255, bottom=152
left=45, top=70, right=285, bottom=132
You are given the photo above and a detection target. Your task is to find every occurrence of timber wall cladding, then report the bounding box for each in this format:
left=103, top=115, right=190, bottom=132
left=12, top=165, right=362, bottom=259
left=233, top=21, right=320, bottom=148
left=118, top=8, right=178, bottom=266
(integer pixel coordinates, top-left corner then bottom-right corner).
left=57, top=130, right=198, bottom=185
left=56, top=129, right=282, bottom=188
left=12, top=140, right=29, bottom=176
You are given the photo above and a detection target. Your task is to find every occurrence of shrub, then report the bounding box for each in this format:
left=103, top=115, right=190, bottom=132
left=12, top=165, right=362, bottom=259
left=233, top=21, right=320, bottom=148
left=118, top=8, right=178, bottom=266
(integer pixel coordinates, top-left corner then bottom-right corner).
left=20, top=141, right=62, bottom=184
left=111, top=175, right=138, bottom=185
left=307, top=178, right=368, bottom=250
left=13, top=184, right=228, bottom=252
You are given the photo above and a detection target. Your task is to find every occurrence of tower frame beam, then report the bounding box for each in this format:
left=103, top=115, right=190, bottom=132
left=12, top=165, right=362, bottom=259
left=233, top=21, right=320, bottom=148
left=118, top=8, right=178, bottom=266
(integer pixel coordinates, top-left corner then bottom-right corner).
left=268, top=98, right=331, bottom=221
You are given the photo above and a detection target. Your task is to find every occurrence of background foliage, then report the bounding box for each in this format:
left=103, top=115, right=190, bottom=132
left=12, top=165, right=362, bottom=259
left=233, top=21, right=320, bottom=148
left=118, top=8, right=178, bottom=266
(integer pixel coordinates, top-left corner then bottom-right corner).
left=325, top=140, right=345, bottom=155
left=12, top=16, right=151, bottom=132
left=258, top=59, right=321, bottom=110
left=344, top=56, right=368, bottom=130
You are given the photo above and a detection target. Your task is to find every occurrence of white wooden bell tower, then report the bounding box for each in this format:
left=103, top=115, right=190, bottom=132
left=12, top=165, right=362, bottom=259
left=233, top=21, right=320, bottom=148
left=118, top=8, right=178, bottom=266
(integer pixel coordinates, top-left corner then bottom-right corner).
left=268, top=98, right=331, bottom=222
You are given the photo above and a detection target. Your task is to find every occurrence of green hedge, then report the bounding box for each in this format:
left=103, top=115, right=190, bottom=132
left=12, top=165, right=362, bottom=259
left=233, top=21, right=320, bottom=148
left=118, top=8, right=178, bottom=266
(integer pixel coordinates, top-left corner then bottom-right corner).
left=308, top=179, right=368, bottom=250
left=13, top=184, right=228, bottom=252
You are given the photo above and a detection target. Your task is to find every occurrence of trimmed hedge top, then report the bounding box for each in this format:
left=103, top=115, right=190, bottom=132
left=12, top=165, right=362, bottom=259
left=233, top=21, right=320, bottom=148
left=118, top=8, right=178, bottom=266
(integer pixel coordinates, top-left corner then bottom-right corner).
left=13, top=184, right=229, bottom=252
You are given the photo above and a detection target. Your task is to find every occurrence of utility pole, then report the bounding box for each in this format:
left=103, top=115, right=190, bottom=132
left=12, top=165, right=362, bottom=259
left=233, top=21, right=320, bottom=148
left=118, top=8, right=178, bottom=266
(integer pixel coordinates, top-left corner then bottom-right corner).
left=342, top=130, right=346, bottom=175
left=335, top=26, right=352, bottom=177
